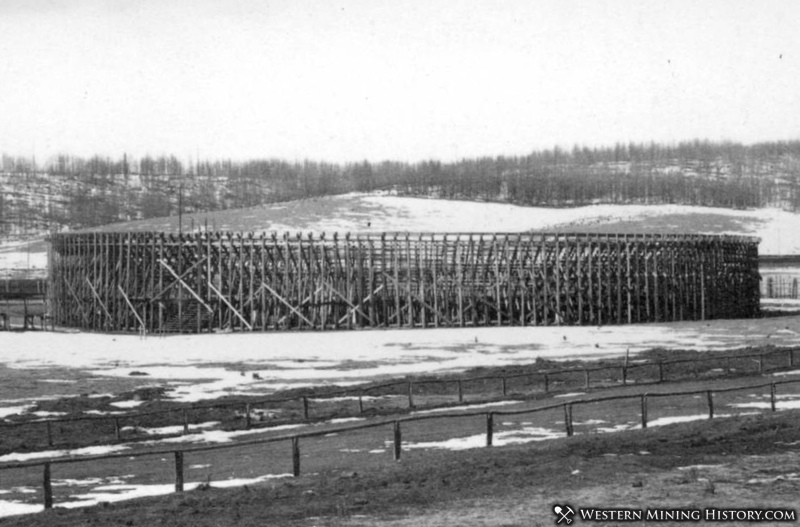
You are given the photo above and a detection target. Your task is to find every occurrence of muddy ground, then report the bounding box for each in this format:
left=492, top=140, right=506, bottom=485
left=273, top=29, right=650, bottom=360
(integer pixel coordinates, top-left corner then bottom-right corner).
left=2, top=408, right=798, bottom=526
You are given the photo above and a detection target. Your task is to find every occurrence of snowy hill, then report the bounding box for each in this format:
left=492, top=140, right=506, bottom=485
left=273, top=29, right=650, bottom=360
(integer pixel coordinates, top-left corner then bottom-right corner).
left=81, top=192, right=800, bottom=255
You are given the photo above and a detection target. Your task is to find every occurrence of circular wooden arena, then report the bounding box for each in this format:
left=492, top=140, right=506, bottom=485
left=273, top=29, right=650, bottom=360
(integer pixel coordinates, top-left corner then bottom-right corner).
left=47, top=232, right=760, bottom=333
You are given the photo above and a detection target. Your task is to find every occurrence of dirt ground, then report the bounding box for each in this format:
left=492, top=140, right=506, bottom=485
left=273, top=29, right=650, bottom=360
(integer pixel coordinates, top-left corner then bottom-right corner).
left=2, top=407, right=799, bottom=527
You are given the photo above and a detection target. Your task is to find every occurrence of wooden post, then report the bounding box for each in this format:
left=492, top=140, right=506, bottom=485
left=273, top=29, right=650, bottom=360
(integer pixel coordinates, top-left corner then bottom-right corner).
left=393, top=421, right=402, bottom=461
left=43, top=463, right=53, bottom=509
left=457, top=380, right=463, bottom=403
left=770, top=383, right=777, bottom=412
left=640, top=394, right=648, bottom=429
left=544, top=373, right=549, bottom=393
left=174, top=451, right=184, bottom=492
left=407, top=381, right=415, bottom=408
left=114, top=418, right=121, bottom=441
left=564, top=404, right=574, bottom=437
left=358, top=394, right=364, bottom=414
left=622, top=366, right=627, bottom=386
left=706, top=390, right=714, bottom=419
left=245, top=403, right=252, bottom=429
left=486, top=412, right=494, bottom=447
left=302, top=396, right=310, bottom=420
left=292, top=437, right=301, bottom=476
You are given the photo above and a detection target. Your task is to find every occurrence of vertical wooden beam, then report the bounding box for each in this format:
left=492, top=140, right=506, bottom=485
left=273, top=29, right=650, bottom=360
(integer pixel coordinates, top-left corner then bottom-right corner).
left=174, top=451, right=184, bottom=492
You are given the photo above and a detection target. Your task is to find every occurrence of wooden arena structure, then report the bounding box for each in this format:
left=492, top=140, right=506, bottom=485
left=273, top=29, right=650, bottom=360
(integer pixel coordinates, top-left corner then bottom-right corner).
left=47, top=232, right=761, bottom=333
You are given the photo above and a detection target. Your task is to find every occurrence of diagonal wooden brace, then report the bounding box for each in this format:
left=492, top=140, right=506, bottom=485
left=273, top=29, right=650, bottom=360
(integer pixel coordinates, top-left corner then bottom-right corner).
left=382, top=273, right=452, bottom=325
left=335, top=284, right=385, bottom=326
left=118, top=285, right=146, bottom=333
left=85, top=278, right=114, bottom=326
left=319, top=281, right=378, bottom=326
left=157, top=260, right=213, bottom=313
left=151, top=258, right=208, bottom=302
left=208, top=281, right=253, bottom=330
left=261, top=282, right=315, bottom=327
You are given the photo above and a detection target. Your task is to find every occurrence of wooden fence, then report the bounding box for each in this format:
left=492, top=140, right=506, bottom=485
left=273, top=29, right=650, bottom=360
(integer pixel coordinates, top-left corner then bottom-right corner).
left=2, top=346, right=796, bottom=455
left=47, top=231, right=761, bottom=332
left=2, top=374, right=799, bottom=512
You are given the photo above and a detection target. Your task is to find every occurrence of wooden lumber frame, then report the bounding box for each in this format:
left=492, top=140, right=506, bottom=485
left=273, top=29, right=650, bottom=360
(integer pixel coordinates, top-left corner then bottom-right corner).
left=47, top=232, right=761, bottom=333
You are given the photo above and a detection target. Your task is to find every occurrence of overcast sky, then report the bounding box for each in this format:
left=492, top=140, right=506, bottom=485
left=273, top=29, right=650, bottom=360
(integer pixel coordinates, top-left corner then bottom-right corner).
left=1, top=0, right=798, bottom=163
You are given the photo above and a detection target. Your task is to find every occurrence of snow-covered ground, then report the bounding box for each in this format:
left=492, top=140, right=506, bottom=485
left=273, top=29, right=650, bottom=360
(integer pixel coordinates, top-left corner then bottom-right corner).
left=2, top=318, right=799, bottom=406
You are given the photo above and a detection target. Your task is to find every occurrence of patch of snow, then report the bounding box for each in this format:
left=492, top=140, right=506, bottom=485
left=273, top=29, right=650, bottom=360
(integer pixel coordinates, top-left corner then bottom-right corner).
left=746, top=473, right=800, bottom=484
left=412, top=400, right=520, bottom=415
left=402, top=425, right=563, bottom=451
left=0, top=501, right=42, bottom=518
left=554, top=392, right=586, bottom=398
left=52, top=473, right=292, bottom=512
left=29, top=411, right=67, bottom=418
left=110, top=400, right=145, bottom=409
left=120, top=421, right=219, bottom=436
left=0, top=445, right=129, bottom=464
left=0, top=406, right=32, bottom=418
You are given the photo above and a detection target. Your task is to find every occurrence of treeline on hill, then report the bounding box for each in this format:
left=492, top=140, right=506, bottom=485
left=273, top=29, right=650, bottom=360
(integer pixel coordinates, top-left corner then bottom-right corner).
left=2, top=139, right=800, bottom=236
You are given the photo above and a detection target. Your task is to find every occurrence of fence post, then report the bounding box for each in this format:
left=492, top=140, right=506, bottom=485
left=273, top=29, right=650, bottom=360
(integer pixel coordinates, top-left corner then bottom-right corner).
left=706, top=390, right=714, bottom=419
left=457, top=380, right=463, bottom=403
left=564, top=404, right=574, bottom=437
left=183, top=409, right=189, bottom=434
left=302, top=396, right=310, bottom=420
left=393, top=421, right=402, bottom=461
left=245, top=403, right=252, bottom=430
left=114, top=417, right=121, bottom=441
left=174, top=451, right=184, bottom=492
left=770, top=383, right=777, bottom=412
left=501, top=376, right=507, bottom=397
left=292, top=437, right=301, bottom=477
left=407, top=382, right=415, bottom=409
left=584, top=368, right=590, bottom=390
left=486, top=412, right=494, bottom=447
left=622, top=366, right=627, bottom=386
left=43, top=462, right=53, bottom=509
left=640, top=394, right=648, bottom=429
left=544, top=374, right=549, bottom=393
left=358, top=394, right=364, bottom=414
left=693, top=360, right=699, bottom=379
left=46, top=421, right=53, bottom=447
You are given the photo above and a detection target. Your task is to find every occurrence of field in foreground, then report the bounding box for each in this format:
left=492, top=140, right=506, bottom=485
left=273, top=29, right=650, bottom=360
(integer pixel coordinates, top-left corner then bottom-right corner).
left=1, top=408, right=798, bottom=527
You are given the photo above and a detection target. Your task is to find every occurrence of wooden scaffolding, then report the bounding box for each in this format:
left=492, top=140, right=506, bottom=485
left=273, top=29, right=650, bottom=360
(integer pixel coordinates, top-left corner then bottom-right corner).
left=47, top=231, right=761, bottom=333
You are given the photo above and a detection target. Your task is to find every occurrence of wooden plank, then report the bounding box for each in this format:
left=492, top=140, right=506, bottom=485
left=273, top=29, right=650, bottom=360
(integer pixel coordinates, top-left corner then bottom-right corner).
left=158, top=260, right=213, bottom=313
left=261, top=282, right=315, bottom=327
left=208, top=281, right=253, bottom=330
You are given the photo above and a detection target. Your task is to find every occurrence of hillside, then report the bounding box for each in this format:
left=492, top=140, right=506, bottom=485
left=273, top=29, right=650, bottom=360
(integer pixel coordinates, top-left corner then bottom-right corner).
left=4, top=192, right=800, bottom=279
left=3, top=140, right=800, bottom=241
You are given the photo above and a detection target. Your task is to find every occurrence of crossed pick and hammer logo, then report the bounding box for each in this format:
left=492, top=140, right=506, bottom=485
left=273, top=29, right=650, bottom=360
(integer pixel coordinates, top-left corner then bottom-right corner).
left=554, top=504, right=575, bottom=524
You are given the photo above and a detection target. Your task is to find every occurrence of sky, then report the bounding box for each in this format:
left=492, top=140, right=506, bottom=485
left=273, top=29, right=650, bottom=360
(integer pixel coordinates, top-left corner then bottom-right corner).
left=0, top=0, right=799, bottom=163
